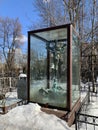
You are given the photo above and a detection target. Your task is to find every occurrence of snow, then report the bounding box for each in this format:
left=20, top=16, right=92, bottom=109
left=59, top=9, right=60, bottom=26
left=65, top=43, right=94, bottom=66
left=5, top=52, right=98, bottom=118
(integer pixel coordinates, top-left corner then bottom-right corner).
left=19, top=73, right=27, bottom=78
left=70, top=92, right=98, bottom=130
left=5, top=91, right=18, bottom=98
left=1, top=83, right=98, bottom=130
left=0, top=103, right=70, bottom=130
left=0, top=93, right=98, bottom=130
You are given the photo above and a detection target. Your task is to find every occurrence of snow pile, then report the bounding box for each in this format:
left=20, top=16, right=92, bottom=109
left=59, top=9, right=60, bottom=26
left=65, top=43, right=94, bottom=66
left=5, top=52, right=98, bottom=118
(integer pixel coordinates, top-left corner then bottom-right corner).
left=19, top=73, right=27, bottom=78
left=5, top=92, right=17, bottom=98
left=0, top=103, right=70, bottom=130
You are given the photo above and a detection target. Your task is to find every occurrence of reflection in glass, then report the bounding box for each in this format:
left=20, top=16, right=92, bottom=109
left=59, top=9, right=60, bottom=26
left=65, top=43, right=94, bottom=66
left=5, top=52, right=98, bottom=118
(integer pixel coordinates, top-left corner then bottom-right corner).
left=72, top=29, right=80, bottom=106
left=30, top=29, right=67, bottom=108
left=29, top=25, right=80, bottom=110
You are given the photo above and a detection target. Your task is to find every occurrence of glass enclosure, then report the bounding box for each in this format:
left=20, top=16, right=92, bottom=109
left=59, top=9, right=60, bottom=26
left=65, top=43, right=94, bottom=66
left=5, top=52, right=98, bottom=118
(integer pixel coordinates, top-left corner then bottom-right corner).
left=72, top=27, right=80, bottom=106
left=28, top=24, right=80, bottom=110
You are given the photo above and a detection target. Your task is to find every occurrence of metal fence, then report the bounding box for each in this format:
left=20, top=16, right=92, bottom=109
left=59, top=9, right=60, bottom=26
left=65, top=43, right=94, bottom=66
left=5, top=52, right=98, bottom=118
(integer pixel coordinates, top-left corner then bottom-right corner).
left=0, top=77, right=18, bottom=94
left=75, top=89, right=98, bottom=130
left=75, top=112, right=98, bottom=130
left=80, top=92, right=90, bottom=112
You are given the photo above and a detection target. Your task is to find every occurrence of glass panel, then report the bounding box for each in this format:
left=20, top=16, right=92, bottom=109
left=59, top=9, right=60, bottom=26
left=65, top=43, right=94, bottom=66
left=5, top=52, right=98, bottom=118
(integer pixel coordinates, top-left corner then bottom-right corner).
left=47, top=40, right=67, bottom=108
left=30, top=36, right=47, bottom=103
left=72, top=29, right=80, bottom=106
left=30, top=28, right=67, bottom=109
left=35, top=28, right=67, bottom=41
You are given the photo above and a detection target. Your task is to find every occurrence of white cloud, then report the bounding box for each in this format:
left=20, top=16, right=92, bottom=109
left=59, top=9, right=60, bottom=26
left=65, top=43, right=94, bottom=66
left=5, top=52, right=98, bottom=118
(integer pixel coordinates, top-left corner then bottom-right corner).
left=20, top=35, right=27, bottom=43
left=15, top=35, right=27, bottom=43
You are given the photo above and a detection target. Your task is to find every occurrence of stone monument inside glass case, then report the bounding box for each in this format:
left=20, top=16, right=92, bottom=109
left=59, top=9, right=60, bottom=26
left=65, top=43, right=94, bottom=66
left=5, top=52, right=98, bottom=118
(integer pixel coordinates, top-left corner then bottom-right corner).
left=27, top=24, right=80, bottom=125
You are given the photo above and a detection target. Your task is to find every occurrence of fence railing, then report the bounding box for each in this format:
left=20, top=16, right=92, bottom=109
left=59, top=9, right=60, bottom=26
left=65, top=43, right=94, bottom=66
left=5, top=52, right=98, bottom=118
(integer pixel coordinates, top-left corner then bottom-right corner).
left=75, top=112, right=98, bottom=130
left=0, top=77, right=18, bottom=94
left=80, top=82, right=98, bottom=93
left=80, top=92, right=90, bottom=113
left=75, top=87, right=98, bottom=130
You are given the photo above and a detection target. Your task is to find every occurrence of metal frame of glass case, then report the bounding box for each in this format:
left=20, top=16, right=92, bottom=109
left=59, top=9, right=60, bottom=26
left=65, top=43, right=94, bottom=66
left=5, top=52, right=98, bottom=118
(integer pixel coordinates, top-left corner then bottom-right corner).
left=27, top=24, right=80, bottom=112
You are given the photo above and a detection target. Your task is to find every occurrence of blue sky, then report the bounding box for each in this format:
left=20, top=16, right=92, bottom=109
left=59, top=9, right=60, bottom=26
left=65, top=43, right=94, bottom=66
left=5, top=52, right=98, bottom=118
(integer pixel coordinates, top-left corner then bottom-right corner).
left=0, top=0, right=39, bottom=53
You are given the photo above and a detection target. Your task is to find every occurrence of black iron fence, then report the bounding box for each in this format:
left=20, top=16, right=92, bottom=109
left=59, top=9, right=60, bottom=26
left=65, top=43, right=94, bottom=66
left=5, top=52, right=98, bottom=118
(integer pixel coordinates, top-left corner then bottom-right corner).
left=75, top=112, right=98, bottom=130
left=80, top=91, right=90, bottom=113
left=80, top=82, right=98, bottom=93
left=75, top=84, right=98, bottom=130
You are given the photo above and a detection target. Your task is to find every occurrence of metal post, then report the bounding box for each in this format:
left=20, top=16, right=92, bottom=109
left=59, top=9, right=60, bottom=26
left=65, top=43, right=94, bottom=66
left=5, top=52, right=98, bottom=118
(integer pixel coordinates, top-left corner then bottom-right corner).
left=9, top=77, right=12, bottom=92
left=88, top=83, right=90, bottom=103
left=75, top=111, right=78, bottom=130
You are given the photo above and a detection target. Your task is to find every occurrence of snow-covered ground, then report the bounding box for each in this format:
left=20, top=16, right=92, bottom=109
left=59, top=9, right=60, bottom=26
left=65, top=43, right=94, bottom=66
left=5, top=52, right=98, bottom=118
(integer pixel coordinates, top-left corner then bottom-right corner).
left=70, top=92, right=98, bottom=130
left=0, top=91, right=71, bottom=130
left=0, top=103, right=70, bottom=130
left=0, top=90, right=98, bottom=130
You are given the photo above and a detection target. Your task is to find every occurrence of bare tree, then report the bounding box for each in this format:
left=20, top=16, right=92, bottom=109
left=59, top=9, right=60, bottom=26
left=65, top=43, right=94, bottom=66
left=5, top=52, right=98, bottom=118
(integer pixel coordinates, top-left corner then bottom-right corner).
left=80, top=0, right=98, bottom=84
left=31, top=0, right=98, bottom=41
left=0, top=17, right=23, bottom=76
left=31, top=0, right=98, bottom=84
left=63, top=0, right=82, bottom=28
left=31, top=0, right=65, bottom=28
left=31, top=0, right=86, bottom=45
left=82, top=0, right=98, bottom=43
